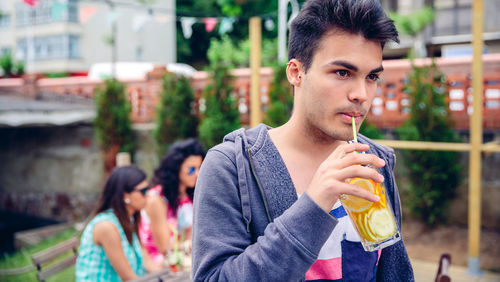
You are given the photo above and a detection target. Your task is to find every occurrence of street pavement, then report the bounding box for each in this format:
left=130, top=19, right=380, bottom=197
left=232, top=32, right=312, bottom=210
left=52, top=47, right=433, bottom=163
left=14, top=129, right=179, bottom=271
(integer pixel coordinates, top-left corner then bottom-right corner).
left=411, top=258, right=500, bottom=282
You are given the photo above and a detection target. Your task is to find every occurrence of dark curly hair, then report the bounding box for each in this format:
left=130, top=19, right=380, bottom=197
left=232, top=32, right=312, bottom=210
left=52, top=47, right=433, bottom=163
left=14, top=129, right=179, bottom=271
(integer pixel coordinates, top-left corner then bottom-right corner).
left=153, top=139, right=205, bottom=214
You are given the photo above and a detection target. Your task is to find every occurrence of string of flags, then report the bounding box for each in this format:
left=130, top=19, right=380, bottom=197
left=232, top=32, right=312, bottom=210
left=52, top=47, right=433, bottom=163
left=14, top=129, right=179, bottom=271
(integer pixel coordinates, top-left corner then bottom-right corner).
left=22, top=0, right=278, bottom=39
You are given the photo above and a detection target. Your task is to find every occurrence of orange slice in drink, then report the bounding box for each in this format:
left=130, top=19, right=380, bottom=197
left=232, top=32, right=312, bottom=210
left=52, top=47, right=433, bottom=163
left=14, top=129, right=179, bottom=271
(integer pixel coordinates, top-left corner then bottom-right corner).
left=362, top=213, right=379, bottom=242
left=367, top=209, right=396, bottom=239
left=342, top=178, right=375, bottom=212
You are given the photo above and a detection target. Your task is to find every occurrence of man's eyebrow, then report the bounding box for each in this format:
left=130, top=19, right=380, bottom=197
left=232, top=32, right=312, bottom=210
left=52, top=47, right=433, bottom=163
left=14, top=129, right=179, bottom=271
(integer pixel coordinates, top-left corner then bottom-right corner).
left=370, top=66, right=384, bottom=73
left=329, top=60, right=358, bottom=72
left=328, top=60, right=384, bottom=73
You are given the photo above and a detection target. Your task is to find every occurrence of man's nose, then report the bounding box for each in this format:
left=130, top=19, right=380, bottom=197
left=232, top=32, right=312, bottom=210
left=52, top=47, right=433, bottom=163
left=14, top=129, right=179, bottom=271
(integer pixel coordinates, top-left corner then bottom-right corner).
left=347, top=79, right=369, bottom=104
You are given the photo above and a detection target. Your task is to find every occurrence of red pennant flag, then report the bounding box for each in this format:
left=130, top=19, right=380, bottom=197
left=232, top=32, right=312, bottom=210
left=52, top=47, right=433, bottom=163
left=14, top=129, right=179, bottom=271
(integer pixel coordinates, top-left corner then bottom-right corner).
left=203, top=18, right=218, bottom=33
left=23, top=0, right=39, bottom=7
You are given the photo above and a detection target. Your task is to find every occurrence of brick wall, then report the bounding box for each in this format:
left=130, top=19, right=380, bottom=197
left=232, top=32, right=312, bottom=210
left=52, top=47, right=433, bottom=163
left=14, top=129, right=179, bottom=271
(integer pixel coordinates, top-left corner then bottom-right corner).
left=1, top=54, right=499, bottom=129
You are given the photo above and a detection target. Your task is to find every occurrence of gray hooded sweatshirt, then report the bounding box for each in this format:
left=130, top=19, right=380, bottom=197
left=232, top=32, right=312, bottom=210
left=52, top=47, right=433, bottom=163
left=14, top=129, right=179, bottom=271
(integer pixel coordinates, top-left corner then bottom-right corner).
left=192, top=124, right=414, bottom=281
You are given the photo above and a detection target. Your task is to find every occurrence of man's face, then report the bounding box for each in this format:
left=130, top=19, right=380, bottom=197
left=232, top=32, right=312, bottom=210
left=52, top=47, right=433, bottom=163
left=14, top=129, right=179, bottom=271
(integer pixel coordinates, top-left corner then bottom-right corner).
left=290, top=31, right=383, bottom=142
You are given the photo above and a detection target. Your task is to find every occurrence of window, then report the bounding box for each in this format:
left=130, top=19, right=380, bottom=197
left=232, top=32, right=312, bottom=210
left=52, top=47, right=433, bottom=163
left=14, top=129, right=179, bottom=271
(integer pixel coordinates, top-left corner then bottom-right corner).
left=16, top=0, right=79, bottom=27
left=136, top=47, right=143, bottom=61
left=69, top=35, right=79, bottom=59
left=17, top=34, right=80, bottom=61
left=1, top=47, right=11, bottom=55
left=0, top=13, right=11, bottom=28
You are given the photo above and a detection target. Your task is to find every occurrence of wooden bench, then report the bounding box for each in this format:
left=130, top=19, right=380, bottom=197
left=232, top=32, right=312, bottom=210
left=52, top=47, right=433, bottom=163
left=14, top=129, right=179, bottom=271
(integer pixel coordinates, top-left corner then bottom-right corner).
left=31, top=237, right=79, bottom=282
left=130, top=269, right=191, bottom=282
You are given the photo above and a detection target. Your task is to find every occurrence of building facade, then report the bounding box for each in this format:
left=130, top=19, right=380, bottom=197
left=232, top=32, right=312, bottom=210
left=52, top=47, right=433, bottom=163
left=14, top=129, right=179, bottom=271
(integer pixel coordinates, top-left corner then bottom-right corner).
left=383, top=0, right=500, bottom=58
left=0, top=0, right=176, bottom=74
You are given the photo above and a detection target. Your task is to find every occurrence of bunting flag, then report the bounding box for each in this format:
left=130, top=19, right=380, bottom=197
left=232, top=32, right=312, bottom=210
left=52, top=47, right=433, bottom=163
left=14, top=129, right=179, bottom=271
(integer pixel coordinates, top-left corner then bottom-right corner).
left=180, top=17, right=196, bottom=39
left=264, top=17, right=275, bottom=31
left=107, top=10, right=120, bottom=26
left=132, top=14, right=151, bottom=32
left=79, top=5, right=97, bottom=24
left=203, top=17, right=218, bottom=33
left=51, top=1, right=68, bottom=21
left=218, top=17, right=235, bottom=35
left=23, top=0, right=39, bottom=7
left=153, top=14, right=173, bottom=24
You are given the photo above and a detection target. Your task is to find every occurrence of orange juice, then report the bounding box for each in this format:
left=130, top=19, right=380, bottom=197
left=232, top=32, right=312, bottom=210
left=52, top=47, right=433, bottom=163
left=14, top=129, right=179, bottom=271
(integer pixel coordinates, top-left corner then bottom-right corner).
left=341, top=173, right=401, bottom=251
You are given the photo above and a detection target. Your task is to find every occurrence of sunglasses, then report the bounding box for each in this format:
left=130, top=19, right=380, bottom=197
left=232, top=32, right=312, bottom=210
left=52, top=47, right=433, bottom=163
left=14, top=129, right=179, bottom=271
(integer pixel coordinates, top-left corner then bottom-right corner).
left=188, top=166, right=199, bottom=175
left=135, top=186, right=150, bottom=196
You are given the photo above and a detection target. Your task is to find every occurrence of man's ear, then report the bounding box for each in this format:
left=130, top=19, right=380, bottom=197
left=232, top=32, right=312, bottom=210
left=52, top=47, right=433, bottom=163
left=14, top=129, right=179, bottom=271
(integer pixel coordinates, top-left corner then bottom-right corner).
left=286, top=59, right=304, bottom=87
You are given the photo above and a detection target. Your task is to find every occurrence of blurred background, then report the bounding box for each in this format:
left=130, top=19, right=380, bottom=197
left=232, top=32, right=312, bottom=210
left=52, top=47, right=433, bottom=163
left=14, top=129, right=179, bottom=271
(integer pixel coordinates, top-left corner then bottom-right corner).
left=0, top=0, right=499, bottom=281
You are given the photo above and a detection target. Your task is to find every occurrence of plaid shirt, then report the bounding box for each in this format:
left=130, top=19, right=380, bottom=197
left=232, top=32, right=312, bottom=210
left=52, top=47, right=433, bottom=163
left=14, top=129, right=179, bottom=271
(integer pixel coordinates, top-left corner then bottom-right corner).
left=76, top=210, right=145, bottom=281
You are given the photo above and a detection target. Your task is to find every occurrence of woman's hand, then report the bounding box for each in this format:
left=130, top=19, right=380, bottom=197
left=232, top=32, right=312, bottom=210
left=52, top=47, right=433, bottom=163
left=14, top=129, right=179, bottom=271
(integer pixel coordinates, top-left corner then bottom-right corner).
left=142, top=247, right=164, bottom=273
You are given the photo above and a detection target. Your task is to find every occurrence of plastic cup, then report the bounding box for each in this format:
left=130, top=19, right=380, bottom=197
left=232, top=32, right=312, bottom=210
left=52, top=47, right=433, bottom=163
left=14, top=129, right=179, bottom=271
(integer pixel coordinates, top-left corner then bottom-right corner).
left=340, top=166, right=401, bottom=251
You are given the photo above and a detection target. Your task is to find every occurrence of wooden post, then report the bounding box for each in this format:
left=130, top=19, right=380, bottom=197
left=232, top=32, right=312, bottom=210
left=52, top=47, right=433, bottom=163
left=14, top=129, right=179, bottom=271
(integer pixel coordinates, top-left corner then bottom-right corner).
left=467, top=0, right=484, bottom=276
left=249, top=17, right=262, bottom=127
left=116, top=152, right=131, bottom=167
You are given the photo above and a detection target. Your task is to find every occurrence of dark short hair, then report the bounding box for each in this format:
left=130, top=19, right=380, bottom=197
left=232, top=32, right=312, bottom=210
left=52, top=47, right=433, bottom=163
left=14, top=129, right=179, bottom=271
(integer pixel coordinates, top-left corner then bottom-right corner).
left=288, top=0, right=399, bottom=72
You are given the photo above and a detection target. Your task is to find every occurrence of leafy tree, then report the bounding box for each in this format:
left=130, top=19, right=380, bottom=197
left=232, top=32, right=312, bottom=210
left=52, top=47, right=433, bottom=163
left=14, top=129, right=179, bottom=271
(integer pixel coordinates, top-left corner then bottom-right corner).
left=359, top=120, right=384, bottom=140
left=390, top=6, right=435, bottom=58
left=395, top=63, right=462, bottom=226
left=390, top=5, right=461, bottom=225
left=14, top=61, right=24, bottom=76
left=0, top=54, right=13, bottom=77
left=205, top=35, right=278, bottom=69
left=176, top=0, right=306, bottom=67
left=390, top=6, right=435, bottom=37
left=0, top=54, right=25, bottom=77
left=263, top=62, right=293, bottom=127
left=198, top=51, right=240, bottom=149
left=154, top=73, right=199, bottom=155
left=94, top=79, right=135, bottom=172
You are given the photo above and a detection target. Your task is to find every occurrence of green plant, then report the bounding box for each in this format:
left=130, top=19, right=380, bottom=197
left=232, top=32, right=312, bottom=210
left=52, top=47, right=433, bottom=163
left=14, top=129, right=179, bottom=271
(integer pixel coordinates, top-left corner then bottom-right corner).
left=395, top=62, right=462, bottom=226
left=0, top=54, right=25, bottom=77
left=390, top=6, right=435, bottom=58
left=46, top=72, right=68, bottom=78
left=154, top=72, right=199, bottom=155
left=359, top=119, right=384, bottom=140
left=389, top=7, right=435, bottom=37
left=263, top=62, right=293, bottom=127
left=0, top=54, right=13, bottom=77
left=206, top=35, right=278, bottom=69
left=14, top=61, right=24, bottom=76
left=93, top=79, right=135, bottom=172
left=198, top=56, right=240, bottom=150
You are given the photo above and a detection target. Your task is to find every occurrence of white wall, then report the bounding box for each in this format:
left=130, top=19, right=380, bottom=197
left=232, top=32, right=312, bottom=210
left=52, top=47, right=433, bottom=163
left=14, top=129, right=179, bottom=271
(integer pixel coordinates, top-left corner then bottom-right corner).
left=0, top=0, right=176, bottom=74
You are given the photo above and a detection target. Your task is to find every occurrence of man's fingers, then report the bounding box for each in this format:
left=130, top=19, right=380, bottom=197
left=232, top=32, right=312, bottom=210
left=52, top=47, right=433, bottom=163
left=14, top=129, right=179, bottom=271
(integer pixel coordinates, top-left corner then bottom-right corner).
left=336, top=165, right=384, bottom=183
left=339, top=182, right=381, bottom=203
left=329, top=143, right=370, bottom=160
left=338, top=152, right=386, bottom=169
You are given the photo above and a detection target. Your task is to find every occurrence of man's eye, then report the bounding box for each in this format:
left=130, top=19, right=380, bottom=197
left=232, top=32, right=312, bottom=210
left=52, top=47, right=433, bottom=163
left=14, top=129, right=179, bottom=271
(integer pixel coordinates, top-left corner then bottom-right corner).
left=367, top=73, right=380, bottom=81
left=335, top=70, right=349, bottom=77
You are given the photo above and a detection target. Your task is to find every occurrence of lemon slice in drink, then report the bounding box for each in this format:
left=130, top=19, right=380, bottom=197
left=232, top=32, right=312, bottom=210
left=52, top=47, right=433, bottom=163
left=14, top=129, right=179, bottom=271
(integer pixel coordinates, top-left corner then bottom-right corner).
left=342, top=178, right=375, bottom=212
left=367, top=209, right=395, bottom=239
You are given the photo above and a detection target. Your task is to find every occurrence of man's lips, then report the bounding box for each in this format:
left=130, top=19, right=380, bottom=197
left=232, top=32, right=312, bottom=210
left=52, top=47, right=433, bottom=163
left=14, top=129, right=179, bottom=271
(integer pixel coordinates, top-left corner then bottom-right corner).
left=339, top=112, right=364, bottom=124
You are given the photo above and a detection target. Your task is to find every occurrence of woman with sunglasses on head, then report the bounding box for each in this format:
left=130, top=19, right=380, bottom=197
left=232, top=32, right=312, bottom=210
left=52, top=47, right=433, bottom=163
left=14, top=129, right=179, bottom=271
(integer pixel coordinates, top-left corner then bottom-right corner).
left=139, top=138, right=205, bottom=266
left=76, top=165, right=161, bottom=281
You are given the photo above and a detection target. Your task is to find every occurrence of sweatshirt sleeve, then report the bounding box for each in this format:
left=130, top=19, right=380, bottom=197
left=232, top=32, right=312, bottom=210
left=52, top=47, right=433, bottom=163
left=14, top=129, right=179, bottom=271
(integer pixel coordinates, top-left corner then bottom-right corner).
left=192, top=148, right=338, bottom=282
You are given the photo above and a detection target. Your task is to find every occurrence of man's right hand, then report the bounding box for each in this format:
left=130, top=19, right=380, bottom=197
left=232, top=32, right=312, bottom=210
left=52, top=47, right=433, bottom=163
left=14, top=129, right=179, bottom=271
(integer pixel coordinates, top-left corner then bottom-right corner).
left=306, top=143, right=386, bottom=213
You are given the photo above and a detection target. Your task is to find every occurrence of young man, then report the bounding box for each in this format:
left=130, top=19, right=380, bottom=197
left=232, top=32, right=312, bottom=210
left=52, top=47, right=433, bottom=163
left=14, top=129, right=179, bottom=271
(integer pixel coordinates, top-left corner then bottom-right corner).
left=192, top=0, right=414, bottom=281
